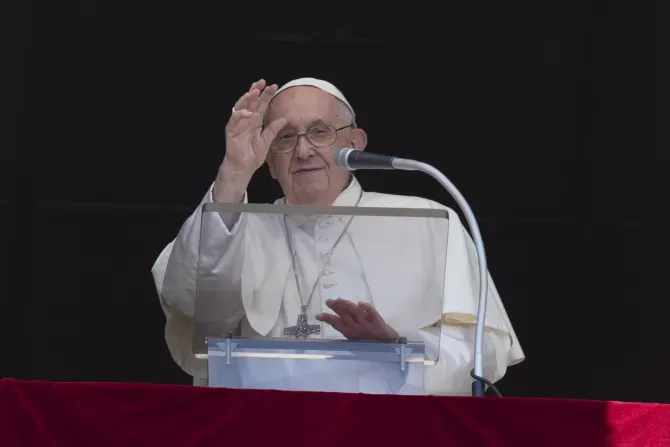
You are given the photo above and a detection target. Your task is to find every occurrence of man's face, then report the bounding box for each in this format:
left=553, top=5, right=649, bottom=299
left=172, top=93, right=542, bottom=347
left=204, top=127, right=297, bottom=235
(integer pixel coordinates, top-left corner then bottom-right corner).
left=265, top=86, right=366, bottom=205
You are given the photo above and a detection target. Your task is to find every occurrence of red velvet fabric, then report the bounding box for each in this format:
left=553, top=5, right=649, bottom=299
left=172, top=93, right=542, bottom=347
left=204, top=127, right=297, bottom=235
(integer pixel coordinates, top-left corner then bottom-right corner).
left=0, top=379, right=668, bottom=447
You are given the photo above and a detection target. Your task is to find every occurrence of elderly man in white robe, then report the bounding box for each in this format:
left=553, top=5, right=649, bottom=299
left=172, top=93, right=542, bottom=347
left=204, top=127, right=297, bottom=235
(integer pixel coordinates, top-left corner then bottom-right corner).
left=151, top=77, right=525, bottom=395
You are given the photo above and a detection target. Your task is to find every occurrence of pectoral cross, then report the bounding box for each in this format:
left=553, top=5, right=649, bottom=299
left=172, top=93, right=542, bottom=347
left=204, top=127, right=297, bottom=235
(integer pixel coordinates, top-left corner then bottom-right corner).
left=284, top=306, right=320, bottom=338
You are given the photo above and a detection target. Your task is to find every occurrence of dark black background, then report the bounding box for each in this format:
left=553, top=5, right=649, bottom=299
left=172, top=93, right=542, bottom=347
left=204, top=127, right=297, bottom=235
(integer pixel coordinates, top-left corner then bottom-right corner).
left=2, top=2, right=667, bottom=402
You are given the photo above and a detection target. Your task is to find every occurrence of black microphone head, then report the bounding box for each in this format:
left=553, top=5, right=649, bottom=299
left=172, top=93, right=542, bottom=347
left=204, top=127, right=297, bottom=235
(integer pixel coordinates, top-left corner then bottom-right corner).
left=334, top=148, right=357, bottom=170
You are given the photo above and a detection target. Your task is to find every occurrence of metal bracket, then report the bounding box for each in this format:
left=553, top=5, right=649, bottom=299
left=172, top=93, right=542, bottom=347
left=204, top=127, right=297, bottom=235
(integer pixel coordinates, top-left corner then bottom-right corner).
left=397, top=337, right=408, bottom=372
left=225, top=331, right=233, bottom=365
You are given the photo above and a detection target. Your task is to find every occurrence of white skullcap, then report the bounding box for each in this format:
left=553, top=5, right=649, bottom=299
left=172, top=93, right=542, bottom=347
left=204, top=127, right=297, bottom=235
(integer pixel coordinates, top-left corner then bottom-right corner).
left=272, top=77, right=356, bottom=122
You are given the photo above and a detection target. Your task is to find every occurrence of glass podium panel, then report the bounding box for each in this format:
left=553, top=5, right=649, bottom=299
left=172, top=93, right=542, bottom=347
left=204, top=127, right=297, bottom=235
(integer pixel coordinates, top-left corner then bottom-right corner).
left=207, top=338, right=426, bottom=395
left=193, top=203, right=449, bottom=395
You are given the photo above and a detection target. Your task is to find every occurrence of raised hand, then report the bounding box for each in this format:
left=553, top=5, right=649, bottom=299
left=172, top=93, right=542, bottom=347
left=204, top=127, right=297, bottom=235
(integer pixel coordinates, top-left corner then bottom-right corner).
left=222, top=79, right=287, bottom=174
left=316, top=299, right=399, bottom=342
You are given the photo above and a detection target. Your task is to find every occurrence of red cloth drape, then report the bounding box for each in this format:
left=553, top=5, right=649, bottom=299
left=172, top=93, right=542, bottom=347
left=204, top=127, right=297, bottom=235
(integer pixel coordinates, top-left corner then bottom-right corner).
left=0, top=378, right=668, bottom=447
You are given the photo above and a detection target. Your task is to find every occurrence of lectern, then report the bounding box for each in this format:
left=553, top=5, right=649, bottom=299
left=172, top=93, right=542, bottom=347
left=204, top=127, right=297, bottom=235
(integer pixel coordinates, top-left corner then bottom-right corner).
left=193, top=202, right=449, bottom=395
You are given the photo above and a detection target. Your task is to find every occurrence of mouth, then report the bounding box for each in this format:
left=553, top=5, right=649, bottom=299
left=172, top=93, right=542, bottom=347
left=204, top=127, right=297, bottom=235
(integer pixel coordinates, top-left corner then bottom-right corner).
left=293, top=167, right=325, bottom=174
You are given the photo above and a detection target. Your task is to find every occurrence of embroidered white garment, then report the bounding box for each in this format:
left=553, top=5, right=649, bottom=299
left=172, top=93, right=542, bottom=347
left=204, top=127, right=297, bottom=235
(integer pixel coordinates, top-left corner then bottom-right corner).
left=152, top=177, right=525, bottom=395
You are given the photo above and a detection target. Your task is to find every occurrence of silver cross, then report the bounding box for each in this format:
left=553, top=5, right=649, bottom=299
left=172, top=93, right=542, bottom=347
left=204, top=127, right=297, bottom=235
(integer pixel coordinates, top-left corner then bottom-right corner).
left=284, top=309, right=320, bottom=338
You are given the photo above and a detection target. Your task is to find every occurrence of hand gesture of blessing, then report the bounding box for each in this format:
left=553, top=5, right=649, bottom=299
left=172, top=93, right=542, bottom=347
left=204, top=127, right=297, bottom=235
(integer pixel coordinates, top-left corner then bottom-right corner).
left=223, top=79, right=287, bottom=174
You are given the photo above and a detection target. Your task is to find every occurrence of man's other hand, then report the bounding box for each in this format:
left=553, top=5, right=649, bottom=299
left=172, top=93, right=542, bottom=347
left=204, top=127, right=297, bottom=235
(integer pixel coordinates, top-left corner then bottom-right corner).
left=316, top=298, right=399, bottom=342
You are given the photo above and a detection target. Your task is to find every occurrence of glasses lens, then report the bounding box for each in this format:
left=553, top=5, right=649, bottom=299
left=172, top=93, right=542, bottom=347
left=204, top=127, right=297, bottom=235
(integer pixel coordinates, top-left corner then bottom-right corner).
left=307, top=125, right=336, bottom=147
left=271, top=124, right=338, bottom=152
left=273, top=130, right=297, bottom=152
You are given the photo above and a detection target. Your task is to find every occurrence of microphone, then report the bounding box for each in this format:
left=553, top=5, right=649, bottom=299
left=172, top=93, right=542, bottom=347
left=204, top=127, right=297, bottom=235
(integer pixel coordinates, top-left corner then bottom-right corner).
left=333, top=147, right=492, bottom=398
left=334, top=148, right=417, bottom=171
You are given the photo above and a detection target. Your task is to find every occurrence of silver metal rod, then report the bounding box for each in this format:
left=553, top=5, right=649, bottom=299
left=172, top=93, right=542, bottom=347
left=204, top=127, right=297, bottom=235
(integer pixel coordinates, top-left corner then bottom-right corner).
left=392, top=157, right=488, bottom=389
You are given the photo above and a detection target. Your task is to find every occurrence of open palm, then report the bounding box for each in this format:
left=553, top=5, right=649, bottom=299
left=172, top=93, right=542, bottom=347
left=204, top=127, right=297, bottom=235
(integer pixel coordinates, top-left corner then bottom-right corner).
left=224, top=79, right=287, bottom=173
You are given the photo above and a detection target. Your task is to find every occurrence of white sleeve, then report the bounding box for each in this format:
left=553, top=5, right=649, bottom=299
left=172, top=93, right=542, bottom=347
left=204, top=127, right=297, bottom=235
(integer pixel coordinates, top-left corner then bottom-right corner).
left=418, top=324, right=511, bottom=396
left=150, top=186, right=248, bottom=376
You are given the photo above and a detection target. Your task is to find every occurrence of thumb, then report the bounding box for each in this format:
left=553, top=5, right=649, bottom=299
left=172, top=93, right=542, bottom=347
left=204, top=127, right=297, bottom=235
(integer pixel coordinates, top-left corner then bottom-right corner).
left=261, top=117, right=287, bottom=146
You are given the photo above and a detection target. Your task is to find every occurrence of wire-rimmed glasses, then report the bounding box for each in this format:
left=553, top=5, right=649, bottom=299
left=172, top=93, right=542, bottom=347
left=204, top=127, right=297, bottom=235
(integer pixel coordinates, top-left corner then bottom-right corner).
left=271, top=123, right=353, bottom=153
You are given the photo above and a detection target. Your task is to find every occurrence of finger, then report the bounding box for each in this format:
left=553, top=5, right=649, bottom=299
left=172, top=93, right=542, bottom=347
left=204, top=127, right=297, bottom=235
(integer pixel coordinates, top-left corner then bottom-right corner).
left=261, top=117, right=287, bottom=146
left=234, top=89, right=261, bottom=113
left=358, top=302, right=384, bottom=326
left=338, top=299, right=370, bottom=326
left=244, top=80, right=267, bottom=111
left=226, top=109, right=254, bottom=131
left=358, top=302, right=398, bottom=341
left=250, top=79, right=266, bottom=92
left=330, top=305, right=358, bottom=327
left=316, top=313, right=353, bottom=338
left=315, top=313, right=338, bottom=325
left=249, top=84, right=278, bottom=112
left=358, top=302, right=386, bottom=339
left=330, top=299, right=370, bottom=330
left=326, top=298, right=351, bottom=314
left=255, top=84, right=279, bottom=115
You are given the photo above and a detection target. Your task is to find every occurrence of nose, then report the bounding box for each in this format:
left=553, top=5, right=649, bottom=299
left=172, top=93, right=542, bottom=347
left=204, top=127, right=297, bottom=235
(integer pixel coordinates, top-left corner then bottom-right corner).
left=294, top=133, right=315, bottom=159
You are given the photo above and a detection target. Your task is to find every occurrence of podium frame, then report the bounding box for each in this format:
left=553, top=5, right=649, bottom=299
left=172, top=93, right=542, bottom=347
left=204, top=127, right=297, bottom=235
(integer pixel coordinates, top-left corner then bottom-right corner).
left=207, top=336, right=426, bottom=371
left=205, top=335, right=429, bottom=393
left=201, top=202, right=448, bottom=220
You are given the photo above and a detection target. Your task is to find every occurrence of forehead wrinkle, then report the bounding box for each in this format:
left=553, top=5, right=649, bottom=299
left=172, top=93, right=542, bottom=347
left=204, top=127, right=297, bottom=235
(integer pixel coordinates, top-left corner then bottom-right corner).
left=267, top=87, right=345, bottom=127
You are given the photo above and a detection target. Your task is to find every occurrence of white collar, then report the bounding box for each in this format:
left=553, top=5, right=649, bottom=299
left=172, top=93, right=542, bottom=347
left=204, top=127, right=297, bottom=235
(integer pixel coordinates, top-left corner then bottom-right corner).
left=278, top=176, right=363, bottom=228
left=333, top=176, right=362, bottom=206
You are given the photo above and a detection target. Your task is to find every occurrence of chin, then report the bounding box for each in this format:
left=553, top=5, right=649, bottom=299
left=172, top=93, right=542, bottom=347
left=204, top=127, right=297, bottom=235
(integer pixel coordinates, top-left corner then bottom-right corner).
left=294, top=182, right=328, bottom=195
left=289, top=180, right=329, bottom=203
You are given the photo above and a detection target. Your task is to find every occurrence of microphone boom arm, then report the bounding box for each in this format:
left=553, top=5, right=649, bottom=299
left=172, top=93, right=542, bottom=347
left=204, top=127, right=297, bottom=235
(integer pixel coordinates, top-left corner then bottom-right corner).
left=392, top=157, right=489, bottom=398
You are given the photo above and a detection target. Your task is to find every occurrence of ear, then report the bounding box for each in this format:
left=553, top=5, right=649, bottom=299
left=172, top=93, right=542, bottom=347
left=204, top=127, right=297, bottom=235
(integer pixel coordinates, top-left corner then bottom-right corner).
left=350, top=128, right=368, bottom=151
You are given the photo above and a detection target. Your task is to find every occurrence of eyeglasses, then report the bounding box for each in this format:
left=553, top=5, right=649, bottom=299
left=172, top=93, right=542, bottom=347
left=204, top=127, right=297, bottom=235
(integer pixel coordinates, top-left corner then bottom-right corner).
left=271, top=123, right=353, bottom=153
